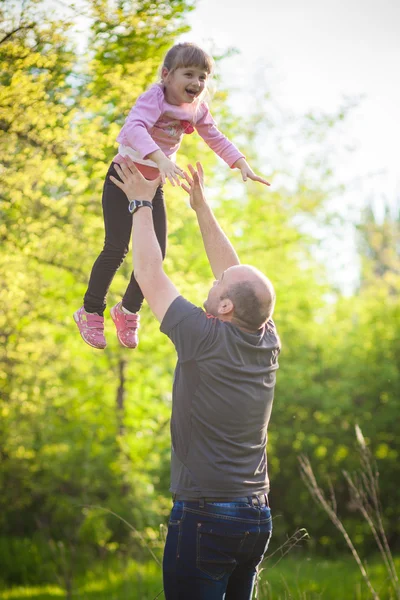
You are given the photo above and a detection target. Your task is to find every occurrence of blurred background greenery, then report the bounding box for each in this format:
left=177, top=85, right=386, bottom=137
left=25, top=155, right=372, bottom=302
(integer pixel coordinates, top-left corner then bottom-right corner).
left=0, top=0, right=399, bottom=597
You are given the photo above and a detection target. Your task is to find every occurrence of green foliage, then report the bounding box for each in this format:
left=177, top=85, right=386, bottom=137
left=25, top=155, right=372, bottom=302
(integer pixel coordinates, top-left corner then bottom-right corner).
left=0, top=0, right=399, bottom=590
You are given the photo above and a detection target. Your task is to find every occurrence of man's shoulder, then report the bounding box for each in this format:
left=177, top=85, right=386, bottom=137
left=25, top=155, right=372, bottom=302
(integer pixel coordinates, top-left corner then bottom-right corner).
left=160, top=296, right=215, bottom=335
left=160, top=296, right=220, bottom=362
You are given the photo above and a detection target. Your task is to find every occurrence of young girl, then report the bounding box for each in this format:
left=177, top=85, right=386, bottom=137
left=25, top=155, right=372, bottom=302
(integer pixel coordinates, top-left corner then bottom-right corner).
left=74, top=42, right=270, bottom=349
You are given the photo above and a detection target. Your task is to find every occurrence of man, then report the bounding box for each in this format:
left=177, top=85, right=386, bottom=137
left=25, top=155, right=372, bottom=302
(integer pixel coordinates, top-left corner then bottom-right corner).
left=110, top=158, right=280, bottom=600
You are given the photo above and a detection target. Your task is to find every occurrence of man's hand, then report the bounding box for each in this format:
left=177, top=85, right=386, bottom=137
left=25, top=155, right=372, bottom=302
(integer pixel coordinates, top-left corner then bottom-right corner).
left=233, top=158, right=270, bottom=186
left=110, top=158, right=161, bottom=201
left=181, top=162, right=207, bottom=211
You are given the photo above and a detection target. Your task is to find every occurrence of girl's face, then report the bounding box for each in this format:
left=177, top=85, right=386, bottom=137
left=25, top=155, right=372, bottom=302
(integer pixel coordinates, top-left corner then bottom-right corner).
left=162, top=65, right=208, bottom=105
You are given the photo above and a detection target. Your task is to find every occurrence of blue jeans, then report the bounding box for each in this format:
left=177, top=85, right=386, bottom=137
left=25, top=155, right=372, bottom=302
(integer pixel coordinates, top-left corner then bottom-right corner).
left=163, top=499, right=272, bottom=599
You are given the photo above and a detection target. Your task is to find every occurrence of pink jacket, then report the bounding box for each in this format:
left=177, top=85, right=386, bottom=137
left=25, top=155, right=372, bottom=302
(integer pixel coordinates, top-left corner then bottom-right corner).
left=116, top=84, right=244, bottom=169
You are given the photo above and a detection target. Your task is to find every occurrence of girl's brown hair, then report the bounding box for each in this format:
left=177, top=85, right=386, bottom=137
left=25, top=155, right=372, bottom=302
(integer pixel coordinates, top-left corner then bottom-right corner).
left=162, top=43, right=214, bottom=75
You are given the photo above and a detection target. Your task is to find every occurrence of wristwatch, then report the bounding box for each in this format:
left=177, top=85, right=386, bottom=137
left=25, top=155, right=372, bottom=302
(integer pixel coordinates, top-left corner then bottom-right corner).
left=128, top=200, right=153, bottom=214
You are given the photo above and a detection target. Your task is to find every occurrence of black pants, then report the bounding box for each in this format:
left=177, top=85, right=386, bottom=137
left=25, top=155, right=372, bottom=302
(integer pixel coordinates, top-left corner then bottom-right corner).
left=84, top=162, right=167, bottom=315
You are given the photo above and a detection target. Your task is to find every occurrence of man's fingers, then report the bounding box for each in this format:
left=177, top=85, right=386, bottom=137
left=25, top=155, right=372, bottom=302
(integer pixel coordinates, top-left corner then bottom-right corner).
left=196, top=162, right=204, bottom=180
left=116, top=161, right=134, bottom=180
left=114, top=163, right=127, bottom=181
left=187, top=164, right=197, bottom=178
left=183, top=171, right=194, bottom=187
left=124, top=156, right=142, bottom=176
left=120, top=157, right=148, bottom=182
left=181, top=182, right=190, bottom=194
left=110, top=175, right=123, bottom=189
left=188, top=164, right=203, bottom=186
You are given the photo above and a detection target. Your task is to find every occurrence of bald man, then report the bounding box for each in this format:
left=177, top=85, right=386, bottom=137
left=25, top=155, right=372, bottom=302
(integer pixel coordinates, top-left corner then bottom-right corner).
left=111, top=158, right=280, bottom=600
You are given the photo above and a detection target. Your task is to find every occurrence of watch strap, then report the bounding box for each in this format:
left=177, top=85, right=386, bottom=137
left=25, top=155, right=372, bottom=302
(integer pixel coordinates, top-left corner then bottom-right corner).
left=129, top=200, right=153, bottom=214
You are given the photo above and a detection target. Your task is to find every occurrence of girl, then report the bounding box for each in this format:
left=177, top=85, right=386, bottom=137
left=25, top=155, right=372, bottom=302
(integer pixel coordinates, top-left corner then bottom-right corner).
left=74, top=42, right=270, bottom=349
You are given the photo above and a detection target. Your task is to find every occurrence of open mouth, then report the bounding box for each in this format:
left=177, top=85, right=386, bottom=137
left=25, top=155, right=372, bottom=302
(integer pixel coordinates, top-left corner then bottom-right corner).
left=185, top=89, right=198, bottom=98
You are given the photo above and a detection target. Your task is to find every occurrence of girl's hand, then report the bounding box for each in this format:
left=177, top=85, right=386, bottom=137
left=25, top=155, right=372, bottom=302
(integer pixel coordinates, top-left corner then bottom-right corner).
left=233, top=158, right=270, bottom=186
left=157, top=155, right=184, bottom=187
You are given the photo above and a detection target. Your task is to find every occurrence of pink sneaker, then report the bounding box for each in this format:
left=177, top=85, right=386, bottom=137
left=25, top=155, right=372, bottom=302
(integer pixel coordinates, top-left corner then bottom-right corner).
left=110, top=302, right=140, bottom=348
left=73, top=306, right=106, bottom=349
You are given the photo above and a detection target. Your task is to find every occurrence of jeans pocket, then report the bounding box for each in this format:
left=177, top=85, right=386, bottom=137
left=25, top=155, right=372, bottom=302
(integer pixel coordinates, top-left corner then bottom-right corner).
left=196, top=520, right=248, bottom=581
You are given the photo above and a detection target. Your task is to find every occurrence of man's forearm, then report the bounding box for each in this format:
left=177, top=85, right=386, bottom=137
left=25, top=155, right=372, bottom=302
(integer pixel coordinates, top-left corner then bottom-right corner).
left=132, top=207, right=163, bottom=283
left=195, top=203, right=240, bottom=279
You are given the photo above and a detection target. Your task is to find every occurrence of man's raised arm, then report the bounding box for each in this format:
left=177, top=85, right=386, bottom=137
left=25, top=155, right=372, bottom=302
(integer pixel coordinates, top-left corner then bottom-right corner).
left=181, top=163, right=240, bottom=280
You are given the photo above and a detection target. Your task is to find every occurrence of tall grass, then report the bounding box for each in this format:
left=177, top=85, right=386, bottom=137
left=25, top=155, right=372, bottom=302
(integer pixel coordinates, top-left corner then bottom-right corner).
left=298, top=425, right=400, bottom=600
left=1, top=555, right=399, bottom=599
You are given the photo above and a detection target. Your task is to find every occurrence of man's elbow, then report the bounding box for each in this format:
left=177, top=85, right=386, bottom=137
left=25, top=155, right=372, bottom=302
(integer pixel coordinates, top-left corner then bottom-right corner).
left=134, top=264, right=164, bottom=295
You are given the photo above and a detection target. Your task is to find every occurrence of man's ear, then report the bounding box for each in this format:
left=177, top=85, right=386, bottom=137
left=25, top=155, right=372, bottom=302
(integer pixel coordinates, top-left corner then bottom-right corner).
left=218, top=298, right=234, bottom=316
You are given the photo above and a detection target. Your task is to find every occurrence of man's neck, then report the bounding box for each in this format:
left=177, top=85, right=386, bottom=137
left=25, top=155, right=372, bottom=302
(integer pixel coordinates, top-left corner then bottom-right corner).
left=228, top=315, right=261, bottom=334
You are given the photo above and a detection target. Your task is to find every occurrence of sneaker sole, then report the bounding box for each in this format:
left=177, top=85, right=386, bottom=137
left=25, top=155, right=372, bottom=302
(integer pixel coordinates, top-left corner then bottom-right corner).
left=110, top=306, right=138, bottom=349
left=73, top=312, right=106, bottom=350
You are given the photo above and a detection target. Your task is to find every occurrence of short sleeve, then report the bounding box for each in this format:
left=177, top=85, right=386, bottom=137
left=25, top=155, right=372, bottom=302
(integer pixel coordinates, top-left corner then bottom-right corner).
left=160, top=296, right=217, bottom=362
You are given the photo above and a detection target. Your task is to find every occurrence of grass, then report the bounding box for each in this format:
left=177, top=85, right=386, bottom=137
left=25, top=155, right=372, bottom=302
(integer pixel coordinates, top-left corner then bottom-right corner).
left=258, top=555, right=400, bottom=599
left=1, top=555, right=399, bottom=600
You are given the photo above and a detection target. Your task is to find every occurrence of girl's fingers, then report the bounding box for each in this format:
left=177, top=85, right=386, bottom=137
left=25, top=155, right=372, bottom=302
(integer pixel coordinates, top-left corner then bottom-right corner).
left=250, top=174, right=271, bottom=186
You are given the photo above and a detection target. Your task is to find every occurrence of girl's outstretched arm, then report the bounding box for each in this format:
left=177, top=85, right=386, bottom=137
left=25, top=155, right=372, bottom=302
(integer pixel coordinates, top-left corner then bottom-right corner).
left=232, top=157, right=270, bottom=186
left=195, top=105, right=270, bottom=186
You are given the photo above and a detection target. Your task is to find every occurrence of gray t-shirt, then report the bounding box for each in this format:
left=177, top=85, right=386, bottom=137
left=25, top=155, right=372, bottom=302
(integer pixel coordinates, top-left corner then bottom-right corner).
left=160, top=296, right=280, bottom=499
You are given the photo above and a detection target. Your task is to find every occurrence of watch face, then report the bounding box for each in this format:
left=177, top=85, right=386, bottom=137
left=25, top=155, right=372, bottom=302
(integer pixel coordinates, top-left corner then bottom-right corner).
left=129, top=201, right=136, bottom=214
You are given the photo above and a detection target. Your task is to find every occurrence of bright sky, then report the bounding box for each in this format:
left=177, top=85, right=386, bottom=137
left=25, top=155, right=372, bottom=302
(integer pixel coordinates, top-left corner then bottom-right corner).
left=182, top=0, right=400, bottom=202
left=179, top=0, right=400, bottom=290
